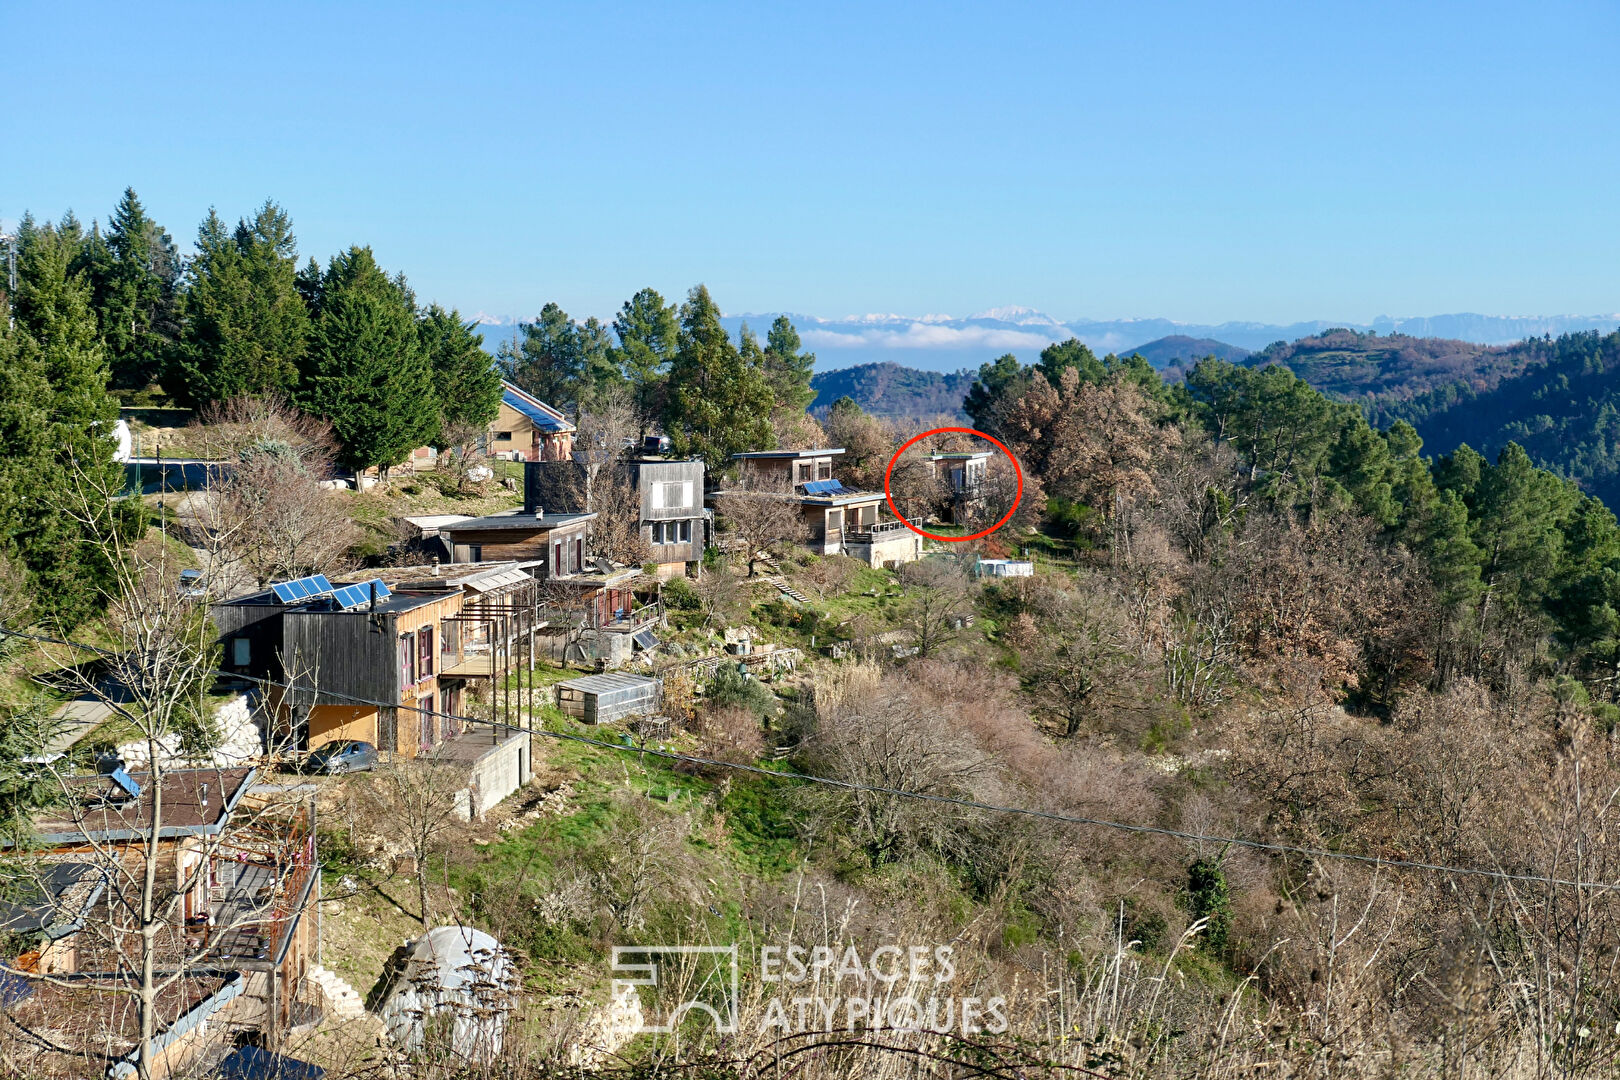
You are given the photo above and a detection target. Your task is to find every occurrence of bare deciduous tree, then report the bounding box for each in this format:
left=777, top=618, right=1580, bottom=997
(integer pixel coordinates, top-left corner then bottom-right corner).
left=360, top=753, right=472, bottom=928
left=895, top=558, right=975, bottom=658
left=194, top=395, right=360, bottom=588
left=715, top=483, right=809, bottom=577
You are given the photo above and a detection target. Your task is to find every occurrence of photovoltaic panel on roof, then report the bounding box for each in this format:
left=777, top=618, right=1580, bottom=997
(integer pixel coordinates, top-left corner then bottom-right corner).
left=270, top=574, right=336, bottom=605
left=633, top=630, right=659, bottom=650
left=802, top=479, right=833, bottom=494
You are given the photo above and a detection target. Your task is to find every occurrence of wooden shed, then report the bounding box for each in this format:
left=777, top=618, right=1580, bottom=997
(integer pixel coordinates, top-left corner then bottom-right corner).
left=555, top=673, right=662, bottom=725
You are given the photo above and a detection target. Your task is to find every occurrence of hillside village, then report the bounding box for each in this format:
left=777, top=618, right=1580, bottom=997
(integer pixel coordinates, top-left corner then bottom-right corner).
left=10, top=194, right=1620, bottom=1080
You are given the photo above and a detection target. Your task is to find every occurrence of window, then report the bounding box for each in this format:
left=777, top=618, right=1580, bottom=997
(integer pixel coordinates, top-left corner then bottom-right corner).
left=554, top=542, right=563, bottom=577
left=400, top=632, right=416, bottom=686
left=231, top=637, right=251, bottom=666
left=419, top=625, right=434, bottom=678
left=795, top=462, right=810, bottom=483
left=495, top=431, right=512, bottom=442
left=679, top=519, right=692, bottom=543
left=576, top=537, right=583, bottom=569
left=817, top=461, right=832, bottom=480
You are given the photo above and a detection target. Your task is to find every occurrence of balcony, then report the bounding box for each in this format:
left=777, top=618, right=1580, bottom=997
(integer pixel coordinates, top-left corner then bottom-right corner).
left=845, top=519, right=913, bottom=543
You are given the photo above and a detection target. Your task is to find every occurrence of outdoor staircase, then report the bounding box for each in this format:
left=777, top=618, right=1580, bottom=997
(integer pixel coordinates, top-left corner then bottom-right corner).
left=308, top=964, right=376, bottom=1027
left=758, top=576, right=811, bottom=605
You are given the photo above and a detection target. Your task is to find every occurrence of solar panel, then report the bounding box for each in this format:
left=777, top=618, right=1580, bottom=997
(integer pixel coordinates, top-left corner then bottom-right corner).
left=269, top=574, right=336, bottom=605
left=109, top=766, right=141, bottom=800
left=802, top=479, right=835, bottom=494
left=633, top=630, right=659, bottom=651
left=332, top=580, right=391, bottom=610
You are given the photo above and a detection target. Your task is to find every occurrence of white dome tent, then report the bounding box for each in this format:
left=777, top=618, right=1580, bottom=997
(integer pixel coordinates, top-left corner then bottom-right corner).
left=379, top=926, right=517, bottom=1066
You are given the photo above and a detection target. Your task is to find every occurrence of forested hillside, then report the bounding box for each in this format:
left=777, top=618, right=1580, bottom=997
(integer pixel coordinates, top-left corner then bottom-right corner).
left=1242, top=328, right=1537, bottom=406
left=1125, top=333, right=1250, bottom=368
left=1382, top=331, right=1620, bottom=507
left=808, top=361, right=974, bottom=420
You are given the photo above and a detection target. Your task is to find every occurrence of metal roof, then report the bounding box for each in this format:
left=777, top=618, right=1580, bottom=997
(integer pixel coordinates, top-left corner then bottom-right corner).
left=732, top=448, right=846, bottom=459
left=501, top=383, right=574, bottom=434
left=465, top=567, right=530, bottom=593
left=445, top=509, right=596, bottom=532
left=557, top=672, right=661, bottom=694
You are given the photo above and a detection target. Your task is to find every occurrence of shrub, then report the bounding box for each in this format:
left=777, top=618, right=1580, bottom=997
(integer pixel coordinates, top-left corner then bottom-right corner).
left=704, top=666, right=777, bottom=718
left=663, top=577, right=701, bottom=611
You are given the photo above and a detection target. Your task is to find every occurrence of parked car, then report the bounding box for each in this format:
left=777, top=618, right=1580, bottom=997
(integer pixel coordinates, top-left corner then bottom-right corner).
left=303, top=740, right=378, bottom=774
left=641, top=434, right=673, bottom=455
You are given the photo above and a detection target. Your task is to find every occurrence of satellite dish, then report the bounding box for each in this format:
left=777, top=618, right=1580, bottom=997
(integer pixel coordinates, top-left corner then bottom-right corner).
left=593, top=556, right=615, bottom=575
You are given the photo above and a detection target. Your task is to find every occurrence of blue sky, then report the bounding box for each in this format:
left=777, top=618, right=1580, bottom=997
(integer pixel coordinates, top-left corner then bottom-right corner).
left=4, top=1, right=1618, bottom=326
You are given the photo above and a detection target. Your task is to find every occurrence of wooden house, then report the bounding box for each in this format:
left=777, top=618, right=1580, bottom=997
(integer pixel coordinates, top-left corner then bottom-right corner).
left=211, top=567, right=549, bottom=757
left=6, top=768, right=321, bottom=1066
left=524, top=454, right=707, bottom=579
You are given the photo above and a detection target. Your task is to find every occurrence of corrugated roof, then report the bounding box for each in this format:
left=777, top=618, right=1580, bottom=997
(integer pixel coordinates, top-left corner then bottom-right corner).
left=501, top=383, right=574, bottom=434
left=465, top=568, right=530, bottom=593
left=557, top=673, right=661, bottom=694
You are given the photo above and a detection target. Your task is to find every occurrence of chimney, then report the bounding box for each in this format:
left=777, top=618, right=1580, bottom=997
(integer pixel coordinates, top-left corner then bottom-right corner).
left=431, top=556, right=440, bottom=577
left=523, top=460, right=543, bottom=515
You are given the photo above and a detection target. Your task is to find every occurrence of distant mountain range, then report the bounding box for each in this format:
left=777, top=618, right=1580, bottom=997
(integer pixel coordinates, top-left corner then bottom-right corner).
left=479, top=308, right=1620, bottom=375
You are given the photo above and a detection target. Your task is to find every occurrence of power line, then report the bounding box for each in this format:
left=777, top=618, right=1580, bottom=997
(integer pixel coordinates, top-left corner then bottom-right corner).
left=5, top=622, right=1616, bottom=893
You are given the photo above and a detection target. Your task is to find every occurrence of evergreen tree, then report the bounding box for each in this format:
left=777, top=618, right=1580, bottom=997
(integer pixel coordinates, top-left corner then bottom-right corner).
left=498, top=302, right=583, bottom=411
left=1036, top=338, right=1105, bottom=387
left=419, top=304, right=502, bottom=443
left=96, top=188, right=178, bottom=389
left=297, top=247, right=437, bottom=472
left=762, top=315, right=816, bottom=413
left=6, top=223, right=132, bottom=625
left=612, top=287, right=678, bottom=431
left=577, top=315, right=623, bottom=407
left=174, top=201, right=309, bottom=405
left=1468, top=443, right=1579, bottom=621
left=664, top=285, right=774, bottom=464
left=963, top=353, right=1034, bottom=435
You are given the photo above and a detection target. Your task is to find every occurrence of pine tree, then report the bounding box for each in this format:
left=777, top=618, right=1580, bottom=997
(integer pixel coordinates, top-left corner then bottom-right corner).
left=297, top=247, right=437, bottom=472
left=173, top=201, right=309, bottom=405
left=664, top=285, right=774, bottom=465
left=6, top=223, right=132, bottom=625
left=762, top=315, right=816, bottom=413
left=577, top=315, right=623, bottom=408
left=96, top=188, right=177, bottom=389
left=613, top=287, right=678, bottom=430
left=420, top=304, right=502, bottom=443
left=963, top=353, right=1034, bottom=435
left=498, top=302, right=583, bottom=411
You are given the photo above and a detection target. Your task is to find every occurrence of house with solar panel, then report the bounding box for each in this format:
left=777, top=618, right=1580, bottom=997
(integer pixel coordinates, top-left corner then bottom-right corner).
left=726, top=449, right=923, bottom=567
left=488, top=380, right=576, bottom=461
left=4, top=767, right=323, bottom=1075
left=210, top=569, right=528, bottom=762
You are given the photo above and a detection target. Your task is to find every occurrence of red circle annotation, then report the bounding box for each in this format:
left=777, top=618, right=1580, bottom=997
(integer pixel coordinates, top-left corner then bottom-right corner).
left=883, top=427, right=1024, bottom=543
